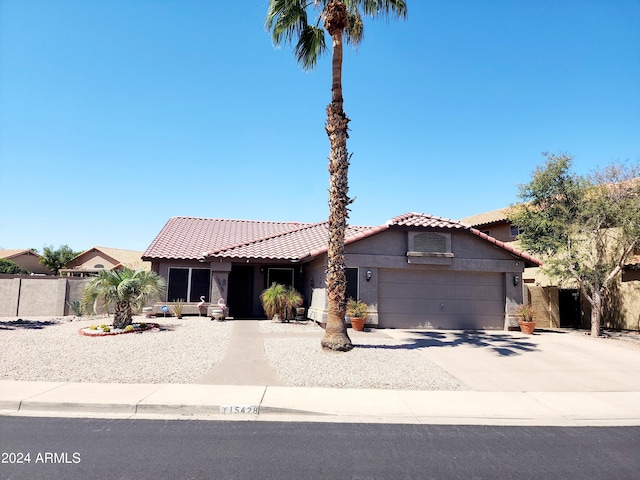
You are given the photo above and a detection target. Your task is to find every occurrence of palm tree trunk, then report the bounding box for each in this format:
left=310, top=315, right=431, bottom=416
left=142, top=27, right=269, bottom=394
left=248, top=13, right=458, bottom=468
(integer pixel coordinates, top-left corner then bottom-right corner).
left=113, top=301, right=132, bottom=329
left=321, top=0, right=353, bottom=352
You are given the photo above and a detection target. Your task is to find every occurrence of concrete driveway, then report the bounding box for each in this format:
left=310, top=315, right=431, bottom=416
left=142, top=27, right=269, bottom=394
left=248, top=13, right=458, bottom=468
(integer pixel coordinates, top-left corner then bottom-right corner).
left=382, top=329, right=640, bottom=392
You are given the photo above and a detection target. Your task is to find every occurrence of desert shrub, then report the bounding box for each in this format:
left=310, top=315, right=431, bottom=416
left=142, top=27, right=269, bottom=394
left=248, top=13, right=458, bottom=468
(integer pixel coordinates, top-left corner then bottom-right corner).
left=102, top=326, right=111, bottom=333
left=66, top=300, right=84, bottom=316
left=89, top=325, right=98, bottom=330
left=124, top=325, right=134, bottom=332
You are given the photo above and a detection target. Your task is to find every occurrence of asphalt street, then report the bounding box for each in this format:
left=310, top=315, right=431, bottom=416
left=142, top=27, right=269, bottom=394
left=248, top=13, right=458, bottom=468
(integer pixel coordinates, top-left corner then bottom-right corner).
left=2, top=416, right=640, bottom=480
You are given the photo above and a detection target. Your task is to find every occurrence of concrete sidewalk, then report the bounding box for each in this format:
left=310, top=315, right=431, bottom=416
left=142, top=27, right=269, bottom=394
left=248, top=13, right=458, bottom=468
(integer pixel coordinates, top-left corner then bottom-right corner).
left=2, top=322, right=640, bottom=425
left=2, top=380, right=640, bottom=426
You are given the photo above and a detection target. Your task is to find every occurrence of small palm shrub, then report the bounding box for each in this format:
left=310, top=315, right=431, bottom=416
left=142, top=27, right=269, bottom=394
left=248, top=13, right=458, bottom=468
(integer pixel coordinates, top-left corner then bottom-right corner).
left=260, top=283, right=304, bottom=321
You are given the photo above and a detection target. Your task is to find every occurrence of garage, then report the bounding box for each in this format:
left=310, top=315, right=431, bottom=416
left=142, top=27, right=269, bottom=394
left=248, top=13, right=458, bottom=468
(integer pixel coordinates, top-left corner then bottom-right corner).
left=378, top=269, right=506, bottom=329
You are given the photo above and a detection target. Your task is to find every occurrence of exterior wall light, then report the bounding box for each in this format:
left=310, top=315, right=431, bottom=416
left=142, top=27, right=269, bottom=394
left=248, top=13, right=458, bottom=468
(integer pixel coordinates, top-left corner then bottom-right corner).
left=366, top=270, right=372, bottom=281
left=513, top=275, right=520, bottom=286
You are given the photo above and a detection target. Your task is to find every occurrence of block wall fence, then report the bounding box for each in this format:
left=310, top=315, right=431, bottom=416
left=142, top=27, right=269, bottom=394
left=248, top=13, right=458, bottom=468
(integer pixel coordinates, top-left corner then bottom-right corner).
left=0, top=275, right=89, bottom=317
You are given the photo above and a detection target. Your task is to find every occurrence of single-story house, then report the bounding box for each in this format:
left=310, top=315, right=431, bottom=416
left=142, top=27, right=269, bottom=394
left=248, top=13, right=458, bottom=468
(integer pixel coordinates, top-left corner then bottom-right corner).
left=60, top=247, right=151, bottom=277
left=0, top=249, right=52, bottom=275
left=142, top=213, right=540, bottom=330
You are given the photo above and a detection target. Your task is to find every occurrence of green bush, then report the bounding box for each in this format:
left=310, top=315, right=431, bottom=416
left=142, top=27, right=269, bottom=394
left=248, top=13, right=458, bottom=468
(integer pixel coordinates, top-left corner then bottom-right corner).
left=0, top=259, right=30, bottom=274
left=102, top=326, right=111, bottom=333
left=66, top=300, right=84, bottom=316
left=124, top=325, right=134, bottom=332
left=260, top=283, right=303, bottom=321
left=89, top=325, right=98, bottom=330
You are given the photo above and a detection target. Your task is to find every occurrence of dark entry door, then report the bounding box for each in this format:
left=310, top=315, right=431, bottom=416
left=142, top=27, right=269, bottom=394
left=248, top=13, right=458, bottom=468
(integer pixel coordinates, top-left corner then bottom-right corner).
left=228, top=266, right=254, bottom=318
left=559, top=289, right=582, bottom=328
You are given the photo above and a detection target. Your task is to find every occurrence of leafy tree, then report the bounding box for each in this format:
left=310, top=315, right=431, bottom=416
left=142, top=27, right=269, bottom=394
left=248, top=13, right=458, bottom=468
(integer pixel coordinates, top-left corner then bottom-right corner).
left=0, top=258, right=30, bottom=274
left=39, top=244, right=79, bottom=275
left=82, top=268, right=165, bottom=329
left=510, top=153, right=640, bottom=336
left=266, top=0, right=407, bottom=351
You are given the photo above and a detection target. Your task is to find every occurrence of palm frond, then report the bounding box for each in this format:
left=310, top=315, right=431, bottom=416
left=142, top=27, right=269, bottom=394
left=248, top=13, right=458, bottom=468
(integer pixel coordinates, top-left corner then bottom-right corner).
left=344, top=11, right=364, bottom=45
left=266, top=0, right=309, bottom=46
left=354, top=0, right=408, bottom=19
left=295, top=24, right=327, bottom=70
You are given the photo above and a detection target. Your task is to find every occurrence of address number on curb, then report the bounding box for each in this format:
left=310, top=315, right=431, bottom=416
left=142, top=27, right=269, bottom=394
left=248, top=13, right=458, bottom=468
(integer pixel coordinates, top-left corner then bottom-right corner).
left=220, top=405, right=259, bottom=414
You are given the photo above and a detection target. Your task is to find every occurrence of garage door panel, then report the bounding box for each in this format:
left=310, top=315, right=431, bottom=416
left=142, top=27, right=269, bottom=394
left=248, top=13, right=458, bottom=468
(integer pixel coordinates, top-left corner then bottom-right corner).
left=378, top=269, right=505, bottom=329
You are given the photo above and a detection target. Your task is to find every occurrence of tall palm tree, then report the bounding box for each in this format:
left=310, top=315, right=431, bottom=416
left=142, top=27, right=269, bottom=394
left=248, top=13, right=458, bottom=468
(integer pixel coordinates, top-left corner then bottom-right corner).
left=83, top=268, right=165, bottom=329
left=266, top=0, right=407, bottom=351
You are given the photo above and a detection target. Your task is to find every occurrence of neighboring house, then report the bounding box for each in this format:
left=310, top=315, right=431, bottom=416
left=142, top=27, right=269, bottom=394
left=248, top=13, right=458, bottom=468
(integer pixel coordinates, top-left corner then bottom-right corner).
left=59, top=247, right=151, bottom=277
left=461, top=209, right=640, bottom=331
left=142, top=213, right=540, bottom=329
left=0, top=249, right=52, bottom=275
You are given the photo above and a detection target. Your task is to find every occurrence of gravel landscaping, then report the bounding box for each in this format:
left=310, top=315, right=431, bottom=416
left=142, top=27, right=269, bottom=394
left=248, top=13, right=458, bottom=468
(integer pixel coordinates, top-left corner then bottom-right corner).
left=1, top=315, right=467, bottom=390
left=5, top=315, right=640, bottom=391
left=260, top=320, right=468, bottom=390
left=0, top=315, right=232, bottom=384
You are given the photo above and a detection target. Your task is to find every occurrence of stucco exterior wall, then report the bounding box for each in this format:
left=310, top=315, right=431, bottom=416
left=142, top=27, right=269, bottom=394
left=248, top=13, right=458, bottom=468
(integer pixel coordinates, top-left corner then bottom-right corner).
left=603, top=280, right=640, bottom=331
left=66, top=252, right=118, bottom=270
left=307, top=228, right=527, bottom=329
left=7, top=253, right=52, bottom=275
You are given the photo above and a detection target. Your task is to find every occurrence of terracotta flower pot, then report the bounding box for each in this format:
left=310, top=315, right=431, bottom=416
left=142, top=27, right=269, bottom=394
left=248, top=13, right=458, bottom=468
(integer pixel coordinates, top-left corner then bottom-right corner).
left=350, top=317, right=366, bottom=331
left=519, top=321, right=536, bottom=334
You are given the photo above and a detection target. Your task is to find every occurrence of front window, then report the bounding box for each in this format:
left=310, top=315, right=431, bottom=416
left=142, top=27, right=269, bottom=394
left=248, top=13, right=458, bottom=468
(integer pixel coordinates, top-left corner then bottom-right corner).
left=510, top=225, right=522, bottom=237
left=345, top=268, right=358, bottom=301
left=267, top=268, right=295, bottom=288
left=167, top=268, right=211, bottom=302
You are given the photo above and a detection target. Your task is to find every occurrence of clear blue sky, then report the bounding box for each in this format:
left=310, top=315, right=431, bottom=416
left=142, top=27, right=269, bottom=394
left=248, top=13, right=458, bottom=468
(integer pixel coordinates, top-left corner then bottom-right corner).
left=1, top=0, right=638, bottom=253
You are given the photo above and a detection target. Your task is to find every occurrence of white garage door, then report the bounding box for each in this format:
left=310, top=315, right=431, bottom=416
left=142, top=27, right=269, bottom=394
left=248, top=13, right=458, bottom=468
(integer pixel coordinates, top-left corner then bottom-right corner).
left=378, top=269, right=505, bottom=329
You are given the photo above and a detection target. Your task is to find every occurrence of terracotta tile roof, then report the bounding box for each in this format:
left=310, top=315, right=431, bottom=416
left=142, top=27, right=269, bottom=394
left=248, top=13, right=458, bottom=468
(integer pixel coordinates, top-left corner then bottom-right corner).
left=459, top=208, right=511, bottom=227
left=211, top=222, right=375, bottom=261
left=143, top=213, right=542, bottom=267
left=142, top=217, right=319, bottom=260
left=387, top=212, right=470, bottom=229
left=625, top=255, right=640, bottom=269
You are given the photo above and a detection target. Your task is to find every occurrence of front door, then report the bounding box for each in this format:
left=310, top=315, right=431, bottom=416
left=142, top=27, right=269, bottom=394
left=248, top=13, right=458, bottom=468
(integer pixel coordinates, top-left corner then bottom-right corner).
left=559, top=289, right=581, bottom=328
left=228, top=266, right=254, bottom=318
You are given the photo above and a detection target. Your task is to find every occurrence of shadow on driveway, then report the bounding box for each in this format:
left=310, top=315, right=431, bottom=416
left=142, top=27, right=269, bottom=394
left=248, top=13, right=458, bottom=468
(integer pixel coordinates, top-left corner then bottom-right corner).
left=357, top=330, right=542, bottom=357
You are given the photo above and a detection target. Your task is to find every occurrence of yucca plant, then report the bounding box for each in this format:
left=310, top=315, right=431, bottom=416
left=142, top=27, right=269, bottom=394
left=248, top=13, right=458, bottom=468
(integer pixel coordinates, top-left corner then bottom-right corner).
left=173, top=299, right=184, bottom=319
left=260, top=283, right=287, bottom=320
left=260, top=283, right=304, bottom=321
left=283, top=287, right=304, bottom=322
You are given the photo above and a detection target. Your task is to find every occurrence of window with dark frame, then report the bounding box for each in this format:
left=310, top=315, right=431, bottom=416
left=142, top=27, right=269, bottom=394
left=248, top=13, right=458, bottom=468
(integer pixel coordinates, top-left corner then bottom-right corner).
left=167, top=268, right=211, bottom=302
left=345, top=268, right=358, bottom=301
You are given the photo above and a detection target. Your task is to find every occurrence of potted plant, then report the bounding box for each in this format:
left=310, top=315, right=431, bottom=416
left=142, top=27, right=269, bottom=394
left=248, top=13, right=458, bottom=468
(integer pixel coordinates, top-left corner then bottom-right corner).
left=516, top=303, right=536, bottom=334
left=346, top=298, right=368, bottom=331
